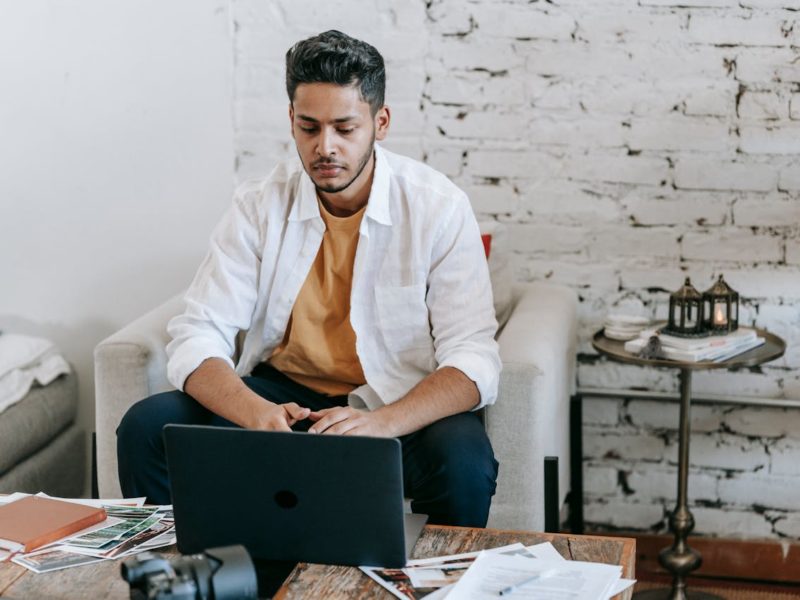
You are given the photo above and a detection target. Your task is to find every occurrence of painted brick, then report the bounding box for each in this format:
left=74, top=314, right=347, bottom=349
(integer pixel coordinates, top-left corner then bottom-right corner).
left=641, top=0, right=735, bottom=5
left=627, top=400, right=722, bottom=433
left=725, top=267, right=800, bottom=299
left=584, top=465, right=619, bottom=495
left=779, top=166, right=800, bottom=190
left=740, top=0, right=800, bottom=8
left=741, top=124, right=800, bottom=154
left=674, top=160, right=777, bottom=192
left=681, top=229, right=782, bottom=263
left=624, top=193, right=730, bottom=226
left=770, top=439, right=800, bottom=476
left=575, top=12, right=684, bottom=45
left=584, top=500, right=665, bottom=529
left=508, top=224, right=589, bottom=255
left=693, top=370, right=784, bottom=399
left=787, top=239, right=800, bottom=265
left=684, top=86, right=736, bottom=118
left=583, top=398, right=622, bottom=427
left=627, top=468, right=719, bottom=503
left=590, top=227, right=680, bottom=260
left=434, top=110, right=527, bottom=141
left=688, top=16, right=798, bottom=47
left=627, top=118, right=731, bottom=153
left=791, top=94, right=800, bottom=120
left=520, top=181, right=622, bottom=224
left=530, top=116, right=627, bottom=149
left=578, top=363, right=678, bottom=393
left=736, top=48, right=800, bottom=84
left=620, top=266, right=711, bottom=292
left=520, top=259, right=620, bottom=295
left=774, top=513, right=800, bottom=537
left=739, top=91, right=790, bottom=121
left=691, top=507, right=773, bottom=537
left=463, top=184, right=519, bottom=215
left=562, top=154, right=670, bottom=186
left=673, top=433, right=769, bottom=471
left=725, top=407, right=800, bottom=437
left=585, top=431, right=667, bottom=462
left=734, top=196, right=800, bottom=227
left=429, top=37, right=524, bottom=72
left=718, top=473, right=800, bottom=510
left=426, top=71, right=527, bottom=106
left=469, top=4, right=576, bottom=41
left=466, top=149, right=560, bottom=179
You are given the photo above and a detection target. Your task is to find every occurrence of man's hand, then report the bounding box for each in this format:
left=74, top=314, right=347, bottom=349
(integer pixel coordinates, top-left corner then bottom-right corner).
left=308, top=406, right=395, bottom=437
left=251, top=402, right=311, bottom=432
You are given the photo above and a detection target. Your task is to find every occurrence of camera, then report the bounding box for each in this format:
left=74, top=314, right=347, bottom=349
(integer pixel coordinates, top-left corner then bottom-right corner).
left=121, top=544, right=258, bottom=600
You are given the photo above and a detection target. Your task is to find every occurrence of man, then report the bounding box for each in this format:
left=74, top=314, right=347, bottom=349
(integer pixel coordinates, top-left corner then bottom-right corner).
left=117, top=30, right=500, bottom=527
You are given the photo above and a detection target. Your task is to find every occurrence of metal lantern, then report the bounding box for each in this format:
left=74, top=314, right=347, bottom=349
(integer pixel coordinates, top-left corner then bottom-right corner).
left=663, top=277, right=706, bottom=337
left=703, top=274, right=739, bottom=334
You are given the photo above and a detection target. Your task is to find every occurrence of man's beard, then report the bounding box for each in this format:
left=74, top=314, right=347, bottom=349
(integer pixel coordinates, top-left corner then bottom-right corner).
left=308, top=133, right=375, bottom=195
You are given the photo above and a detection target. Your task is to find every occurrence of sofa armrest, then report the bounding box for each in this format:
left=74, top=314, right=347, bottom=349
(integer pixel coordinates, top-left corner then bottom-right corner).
left=94, top=295, right=183, bottom=498
left=485, top=282, right=578, bottom=530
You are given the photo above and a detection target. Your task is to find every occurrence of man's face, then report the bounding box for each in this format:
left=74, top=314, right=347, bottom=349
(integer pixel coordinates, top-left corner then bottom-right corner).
left=290, top=82, right=389, bottom=197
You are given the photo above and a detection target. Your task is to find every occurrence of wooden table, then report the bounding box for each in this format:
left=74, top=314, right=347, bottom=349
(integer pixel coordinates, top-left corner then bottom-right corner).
left=0, top=526, right=635, bottom=599
left=275, top=526, right=635, bottom=599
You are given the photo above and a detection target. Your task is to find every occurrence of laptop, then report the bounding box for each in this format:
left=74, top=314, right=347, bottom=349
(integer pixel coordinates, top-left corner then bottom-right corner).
left=163, top=424, right=427, bottom=568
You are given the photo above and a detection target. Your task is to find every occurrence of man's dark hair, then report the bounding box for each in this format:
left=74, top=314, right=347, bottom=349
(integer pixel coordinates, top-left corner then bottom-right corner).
left=285, top=30, right=385, bottom=115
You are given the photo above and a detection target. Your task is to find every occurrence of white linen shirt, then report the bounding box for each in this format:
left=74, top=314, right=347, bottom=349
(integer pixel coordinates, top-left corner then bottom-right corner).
left=166, top=145, right=501, bottom=411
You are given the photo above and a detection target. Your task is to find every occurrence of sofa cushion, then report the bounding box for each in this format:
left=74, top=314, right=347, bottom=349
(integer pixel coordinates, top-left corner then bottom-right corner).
left=0, top=372, right=78, bottom=476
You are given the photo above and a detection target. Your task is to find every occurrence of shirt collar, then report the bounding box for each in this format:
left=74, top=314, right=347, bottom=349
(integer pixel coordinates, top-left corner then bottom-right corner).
left=289, top=143, right=392, bottom=227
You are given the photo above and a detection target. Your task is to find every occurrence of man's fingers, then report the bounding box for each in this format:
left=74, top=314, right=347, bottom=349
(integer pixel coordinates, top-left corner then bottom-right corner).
left=321, top=419, right=360, bottom=436
left=308, top=408, right=350, bottom=433
left=273, top=420, right=292, bottom=433
left=284, top=403, right=311, bottom=420
left=307, top=409, right=331, bottom=422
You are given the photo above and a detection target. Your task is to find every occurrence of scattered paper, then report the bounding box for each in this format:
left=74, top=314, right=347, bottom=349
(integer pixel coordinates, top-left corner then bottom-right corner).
left=446, top=553, right=623, bottom=600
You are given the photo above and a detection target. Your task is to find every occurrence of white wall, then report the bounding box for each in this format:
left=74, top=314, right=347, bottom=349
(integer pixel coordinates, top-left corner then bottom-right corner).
left=0, top=0, right=234, bottom=492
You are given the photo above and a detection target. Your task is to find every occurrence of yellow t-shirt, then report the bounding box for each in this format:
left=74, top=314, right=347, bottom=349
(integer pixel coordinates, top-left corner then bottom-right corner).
left=267, top=199, right=367, bottom=395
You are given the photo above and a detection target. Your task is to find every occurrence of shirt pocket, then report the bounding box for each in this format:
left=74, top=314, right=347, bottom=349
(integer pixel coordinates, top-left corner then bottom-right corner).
left=374, top=284, right=432, bottom=351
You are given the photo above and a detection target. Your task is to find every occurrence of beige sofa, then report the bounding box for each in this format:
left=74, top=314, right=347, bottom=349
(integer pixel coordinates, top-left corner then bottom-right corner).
left=95, top=281, right=577, bottom=531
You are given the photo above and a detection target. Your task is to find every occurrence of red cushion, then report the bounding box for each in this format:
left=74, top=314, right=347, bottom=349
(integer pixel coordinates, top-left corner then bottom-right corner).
left=481, top=233, right=492, bottom=259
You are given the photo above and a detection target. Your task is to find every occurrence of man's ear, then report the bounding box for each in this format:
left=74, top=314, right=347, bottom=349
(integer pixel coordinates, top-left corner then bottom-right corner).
left=288, top=103, right=295, bottom=138
left=375, top=105, right=391, bottom=141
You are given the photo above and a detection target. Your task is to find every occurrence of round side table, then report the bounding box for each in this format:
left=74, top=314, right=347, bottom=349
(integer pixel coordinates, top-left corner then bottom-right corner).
left=592, top=326, right=785, bottom=600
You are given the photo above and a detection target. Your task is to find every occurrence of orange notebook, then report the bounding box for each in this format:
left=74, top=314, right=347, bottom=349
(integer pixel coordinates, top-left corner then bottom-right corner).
left=0, top=496, right=107, bottom=554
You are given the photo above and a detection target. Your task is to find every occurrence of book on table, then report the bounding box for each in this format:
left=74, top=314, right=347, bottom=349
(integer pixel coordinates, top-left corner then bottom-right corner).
left=624, top=327, right=765, bottom=363
left=0, top=496, right=107, bottom=555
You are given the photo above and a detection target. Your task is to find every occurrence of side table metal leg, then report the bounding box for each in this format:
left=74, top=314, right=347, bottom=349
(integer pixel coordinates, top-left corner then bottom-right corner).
left=635, top=369, right=721, bottom=600
left=569, top=394, right=584, bottom=534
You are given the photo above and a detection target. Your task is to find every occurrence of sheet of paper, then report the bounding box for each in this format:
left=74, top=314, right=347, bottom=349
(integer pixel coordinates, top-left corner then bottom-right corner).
left=12, top=548, right=107, bottom=573
left=35, top=492, right=148, bottom=508
left=447, top=553, right=622, bottom=600
left=361, top=543, right=529, bottom=600
left=609, top=578, right=636, bottom=598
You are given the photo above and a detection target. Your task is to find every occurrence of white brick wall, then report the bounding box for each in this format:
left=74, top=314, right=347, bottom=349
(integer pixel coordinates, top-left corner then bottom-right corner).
left=232, top=0, right=800, bottom=540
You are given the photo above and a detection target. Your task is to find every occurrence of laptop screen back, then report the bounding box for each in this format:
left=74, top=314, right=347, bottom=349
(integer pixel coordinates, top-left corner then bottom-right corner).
left=163, top=425, right=409, bottom=567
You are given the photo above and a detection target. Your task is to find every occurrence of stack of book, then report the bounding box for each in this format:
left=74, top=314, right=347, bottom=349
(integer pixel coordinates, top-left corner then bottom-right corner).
left=623, top=327, right=765, bottom=363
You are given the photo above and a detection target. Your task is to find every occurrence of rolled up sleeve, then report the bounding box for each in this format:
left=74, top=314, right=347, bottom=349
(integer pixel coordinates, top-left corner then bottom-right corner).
left=166, top=184, right=263, bottom=391
left=426, top=193, right=501, bottom=410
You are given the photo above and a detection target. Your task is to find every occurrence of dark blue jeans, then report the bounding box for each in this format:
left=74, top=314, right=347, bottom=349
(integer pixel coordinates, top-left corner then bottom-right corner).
left=117, top=364, right=499, bottom=527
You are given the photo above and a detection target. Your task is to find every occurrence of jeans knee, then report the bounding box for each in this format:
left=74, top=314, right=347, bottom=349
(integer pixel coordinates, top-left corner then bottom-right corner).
left=117, top=395, right=170, bottom=452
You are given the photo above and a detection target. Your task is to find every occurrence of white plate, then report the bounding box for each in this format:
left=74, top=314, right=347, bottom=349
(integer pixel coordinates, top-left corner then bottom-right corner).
left=604, top=329, right=640, bottom=341
left=605, top=314, right=650, bottom=327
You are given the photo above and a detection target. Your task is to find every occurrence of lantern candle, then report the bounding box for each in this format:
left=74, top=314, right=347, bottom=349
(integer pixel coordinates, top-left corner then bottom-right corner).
left=714, top=304, right=727, bottom=326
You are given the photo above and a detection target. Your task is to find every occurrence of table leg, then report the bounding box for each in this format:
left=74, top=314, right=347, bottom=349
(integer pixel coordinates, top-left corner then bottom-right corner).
left=635, top=369, right=721, bottom=600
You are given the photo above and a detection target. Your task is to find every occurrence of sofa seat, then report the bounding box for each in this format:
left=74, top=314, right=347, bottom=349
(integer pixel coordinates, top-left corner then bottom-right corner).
left=0, top=372, right=85, bottom=496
